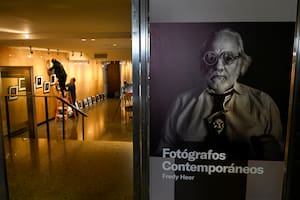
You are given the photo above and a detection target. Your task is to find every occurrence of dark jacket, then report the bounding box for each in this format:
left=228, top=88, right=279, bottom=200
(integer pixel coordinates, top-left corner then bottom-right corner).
left=48, top=59, right=67, bottom=92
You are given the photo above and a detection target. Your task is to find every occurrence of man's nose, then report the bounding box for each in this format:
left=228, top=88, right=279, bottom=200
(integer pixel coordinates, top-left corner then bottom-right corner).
left=214, top=58, right=225, bottom=70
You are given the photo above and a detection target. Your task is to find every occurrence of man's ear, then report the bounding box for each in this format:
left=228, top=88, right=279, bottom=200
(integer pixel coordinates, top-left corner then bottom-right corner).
left=240, top=63, right=248, bottom=76
left=239, top=55, right=252, bottom=76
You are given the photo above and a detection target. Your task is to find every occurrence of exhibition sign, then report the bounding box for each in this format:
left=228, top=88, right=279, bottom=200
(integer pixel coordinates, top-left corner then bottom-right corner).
left=149, top=22, right=294, bottom=200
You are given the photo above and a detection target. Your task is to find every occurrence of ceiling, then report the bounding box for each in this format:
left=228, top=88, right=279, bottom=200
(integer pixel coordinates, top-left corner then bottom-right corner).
left=0, top=0, right=132, bottom=60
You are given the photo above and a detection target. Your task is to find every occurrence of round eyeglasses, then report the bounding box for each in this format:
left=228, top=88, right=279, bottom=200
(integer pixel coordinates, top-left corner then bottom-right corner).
left=203, top=51, right=241, bottom=66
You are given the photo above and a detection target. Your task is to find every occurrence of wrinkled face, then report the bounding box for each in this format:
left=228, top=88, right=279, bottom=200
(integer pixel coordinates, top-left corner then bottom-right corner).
left=204, top=34, right=242, bottom=94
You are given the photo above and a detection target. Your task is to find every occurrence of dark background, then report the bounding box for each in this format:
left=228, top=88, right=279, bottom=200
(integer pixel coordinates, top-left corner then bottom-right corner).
left=150, top=22, right=295, bottom=155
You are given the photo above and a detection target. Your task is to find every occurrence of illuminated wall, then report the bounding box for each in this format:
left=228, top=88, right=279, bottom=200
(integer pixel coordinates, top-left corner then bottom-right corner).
left=0, top=47, right=105, bottom=125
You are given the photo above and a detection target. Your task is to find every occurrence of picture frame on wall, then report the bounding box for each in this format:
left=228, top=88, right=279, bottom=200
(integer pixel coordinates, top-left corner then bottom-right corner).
left=75, top=102, right=79, bottom=110
left=77, top=100, right=83, bottom=109
left=8, top=86, right=18, bottom=100
left=35, top=75, right=43, bottom=88
left=18, top=77, right=26, bottom=91
left=83, top=98, right=88, bottom=107
left=43, top=81, right=50, bottom=93
left=56, top=83, right=60, bottom=91
left=50, top=74, right=56, bottom=85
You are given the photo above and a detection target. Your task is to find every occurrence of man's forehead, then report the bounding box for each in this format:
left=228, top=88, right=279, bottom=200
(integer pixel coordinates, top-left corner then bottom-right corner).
left=210, top=34, right=239, bottom=52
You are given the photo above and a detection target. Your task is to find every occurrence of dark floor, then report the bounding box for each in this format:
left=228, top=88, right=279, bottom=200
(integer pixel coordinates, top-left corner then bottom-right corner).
left=3, top=98, right=133, bottom=200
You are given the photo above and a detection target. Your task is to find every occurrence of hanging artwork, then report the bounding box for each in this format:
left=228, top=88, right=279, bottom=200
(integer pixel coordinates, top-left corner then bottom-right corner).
left=43, top=81, right=50, bottom=93
left=35, top=75, right=43, bottom=88
left=8, top=86, right=18, bottom=100
left=50, top=74, right=56, bottom=85
left=18, top=77, right=26, bottom=91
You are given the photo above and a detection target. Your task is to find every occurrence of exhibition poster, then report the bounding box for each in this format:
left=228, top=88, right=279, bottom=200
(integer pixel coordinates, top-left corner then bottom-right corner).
left=149, top=22, right=294, bottom=200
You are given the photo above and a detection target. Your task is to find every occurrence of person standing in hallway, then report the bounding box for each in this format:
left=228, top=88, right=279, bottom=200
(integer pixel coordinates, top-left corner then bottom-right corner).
left=66, top=77, right=76, bottom=104
left=66, top=77, right=77, bottom=116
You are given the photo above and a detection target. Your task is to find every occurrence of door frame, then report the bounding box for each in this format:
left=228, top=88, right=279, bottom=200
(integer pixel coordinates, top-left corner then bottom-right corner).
left=132, top=0, right=150, bottom=199
left=0, top=66, right=37, bottom=138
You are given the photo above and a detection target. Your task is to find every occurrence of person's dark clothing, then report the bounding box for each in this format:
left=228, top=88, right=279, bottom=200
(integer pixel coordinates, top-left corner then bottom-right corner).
left=66, top=83, right=76, bottom=105
left=48, top=59, right=67, bottom=96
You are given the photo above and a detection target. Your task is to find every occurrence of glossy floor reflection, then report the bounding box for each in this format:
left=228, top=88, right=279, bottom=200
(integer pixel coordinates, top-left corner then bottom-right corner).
left=32, top=98, right=132, bottom=141
left=4, top=98, right=133, bottom=200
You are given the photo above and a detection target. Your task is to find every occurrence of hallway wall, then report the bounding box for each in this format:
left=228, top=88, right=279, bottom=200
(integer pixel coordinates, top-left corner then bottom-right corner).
left=0, top=47, right=132, bottom=135
left=0, top=47, right=105, bottom=124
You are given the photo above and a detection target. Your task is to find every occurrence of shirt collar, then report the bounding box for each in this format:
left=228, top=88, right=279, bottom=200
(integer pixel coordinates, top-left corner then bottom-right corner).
left=232, top=82, right=244, bottom=95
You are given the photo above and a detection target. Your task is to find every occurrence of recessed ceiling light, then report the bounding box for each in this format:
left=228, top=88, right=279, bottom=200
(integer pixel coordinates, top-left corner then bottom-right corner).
left=81, top=38, right=87, bottom=42
left=113, top=43, right=117, bottom=47
left=91, top=38, right=95, bottom=41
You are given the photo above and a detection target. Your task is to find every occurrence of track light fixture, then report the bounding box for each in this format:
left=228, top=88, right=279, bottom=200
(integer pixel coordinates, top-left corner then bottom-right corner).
left=80, top=51, right=83, bottom=57
left=48, top=48, right=50, bottom=55
left=29, top=46, right=33, bottom=54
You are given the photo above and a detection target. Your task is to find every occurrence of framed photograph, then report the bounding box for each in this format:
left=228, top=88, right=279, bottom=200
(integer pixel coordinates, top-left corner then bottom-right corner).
left=75, top=102, right=79, bottom=110
left=88, top=97, right=92, bottom=105
left=77, top=100, right=83, bottom=109
left=56, top=84, right=61, bottom=91
left=8, top=86, right=18, bottom=100
left=43, top=82, right=50, bottom=93
left=35, top=75, right=43, bottom=88
left=83, top=98, right=88, bottom=107
left=50, top=74, right=56, bottom=85
left=92, top=96, right=96, bottom=103
left=18, top=77, right=26, bottom=91
left=96, top=94, right=100, bottom=102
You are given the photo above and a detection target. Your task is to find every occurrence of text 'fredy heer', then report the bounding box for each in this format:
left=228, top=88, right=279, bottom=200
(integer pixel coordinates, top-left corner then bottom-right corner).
left=162, top=173, right=195, bottom=181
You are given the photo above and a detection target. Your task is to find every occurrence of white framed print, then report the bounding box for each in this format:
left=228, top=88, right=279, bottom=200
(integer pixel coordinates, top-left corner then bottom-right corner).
left=8, top=86, right=18, bottom=100
left=35, top=75, right=43, bottom=88
left=18, top=77, right=26, bottom=91
left=43, top=81, right=50, bottom=93
left=50, top=74, right=56, bottom=85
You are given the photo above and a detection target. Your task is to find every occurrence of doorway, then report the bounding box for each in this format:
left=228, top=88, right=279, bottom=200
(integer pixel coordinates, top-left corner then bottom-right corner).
left=0, top=67, right=36, bottom=138
left=106, top=61, right=121, bottom=98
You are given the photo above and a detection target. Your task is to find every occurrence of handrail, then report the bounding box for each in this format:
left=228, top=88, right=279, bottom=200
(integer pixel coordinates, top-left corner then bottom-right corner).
left=4, top=94, right=88, bottom=140
left=3, top=94, right=88, bottom=117
left=56, top=96, right=88, bottom=117
left=56, top=96, right=88, bottom=140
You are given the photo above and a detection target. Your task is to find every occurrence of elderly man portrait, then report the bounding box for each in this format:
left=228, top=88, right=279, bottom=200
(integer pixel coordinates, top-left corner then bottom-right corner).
left=157, top=28, right=283, bottom=160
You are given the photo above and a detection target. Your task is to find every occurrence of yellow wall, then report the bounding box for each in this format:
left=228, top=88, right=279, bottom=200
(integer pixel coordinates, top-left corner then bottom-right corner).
left=1, top=78, right=28, bottom=133
left=120, top=60, right=133, bottom=87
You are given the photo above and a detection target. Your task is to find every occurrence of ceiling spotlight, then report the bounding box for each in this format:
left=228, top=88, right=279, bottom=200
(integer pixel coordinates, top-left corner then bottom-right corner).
left=80, top=51, right=83, bottom=57
left=81, top=38, right=87, bottom=42
left=113, top=43, right=117, bottom=47
left=91, top=38, right=95, bottom=41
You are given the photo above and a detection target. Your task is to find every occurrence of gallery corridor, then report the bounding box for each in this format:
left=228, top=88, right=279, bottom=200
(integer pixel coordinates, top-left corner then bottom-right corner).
left=3, top=98, right=133, bottom=200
